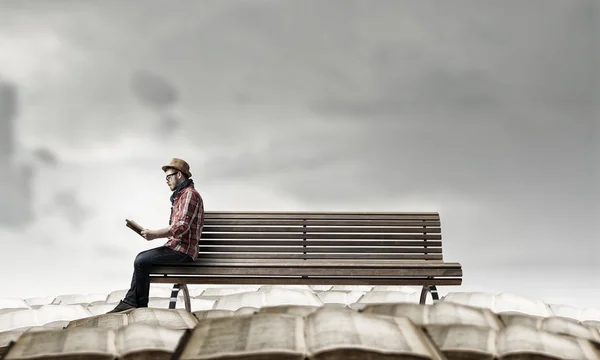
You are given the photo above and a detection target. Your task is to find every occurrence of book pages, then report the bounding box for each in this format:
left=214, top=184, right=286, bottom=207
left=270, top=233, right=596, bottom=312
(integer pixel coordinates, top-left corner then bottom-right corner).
left=429, top=302, right=504, bottom=330
left=306, top=307, right=438, bottom=359
left=52, top=294, right=106, bottom=306
left=192, top=310, right=235, bottom=321
left=582, top=320, right=600, bottom=330
left=24, top=297, right=55, bottom=308
left=23, top=326, right=63, bottom=333
left=425, top=324, right=497, bottom=359
left=191, top=307, right=258, bottom=321
left=500, top=313, right=600, bottom=345
left=200, top=285, right=261, bottom=297
left=0, top=309, right=26, bottom=318
left=258, top=285, right=314, bottom=292
left=360, top=303, right=430, bottom=325
left=499, top=313, right=543, bottom=328
left=128, top=308, right=198, bottom=329
left=147, top=297, right=215, bottom=311
left=256, top=305, right=320, bottom=316
left=66, top=313, right=128, bottom=330
left=542, top=317, right=600, bottom=344
left=234, top=307, right=259, bottom=316
left=497, top=324, right=600, bottom=360
left=316, top=291, right=365, bottom=305
left=442, top=292, right=497, bottom=311
left=213, top=287, right=322, bottom=311
left=0, top=329, right=26, bottom=353
left=329, top=286, right=373, bottom=292
left=115, top=323, right=185, bottom=358
left=357, top=290, right=430, bottom=305
left=549, top=304, right=600, bottom=323
left=87, top=304, right=120, bottom=316
left=41, top=321, right=70, bottom=329
left=0, top=299, right=30, bottom=311
left=179, top=313, right=305, bottom=360
left=4, top=328, right=116, bottom=360
left=495, top=293, right=553, bottom=318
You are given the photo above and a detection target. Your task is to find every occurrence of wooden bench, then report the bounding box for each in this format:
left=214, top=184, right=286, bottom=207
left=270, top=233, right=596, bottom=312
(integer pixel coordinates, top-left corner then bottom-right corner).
left=149, top=211, right=463, bottom=311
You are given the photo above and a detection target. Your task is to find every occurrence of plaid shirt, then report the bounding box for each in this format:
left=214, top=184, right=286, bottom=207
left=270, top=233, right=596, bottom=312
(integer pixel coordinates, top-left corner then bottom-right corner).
left=164, top=184, right=204, bottom=260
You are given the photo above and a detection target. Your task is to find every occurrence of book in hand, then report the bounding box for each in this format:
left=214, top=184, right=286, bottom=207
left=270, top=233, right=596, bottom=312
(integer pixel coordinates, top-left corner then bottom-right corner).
left=125, top=219, right=144, bottom=237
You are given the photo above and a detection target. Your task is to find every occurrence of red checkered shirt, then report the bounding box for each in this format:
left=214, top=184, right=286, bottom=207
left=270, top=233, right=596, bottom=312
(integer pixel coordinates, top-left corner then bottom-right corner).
left=164, top=184, right=204, bottom=260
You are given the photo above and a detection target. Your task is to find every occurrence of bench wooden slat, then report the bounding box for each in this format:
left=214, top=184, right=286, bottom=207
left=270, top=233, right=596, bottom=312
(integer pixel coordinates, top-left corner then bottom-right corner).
left=150, top=277, right=462, bottom=286
left=206, top=211, right=439, bottom=215
left=205, top=220, right=441, bottom=227
left=202, top=233, right=441, bottom=240
left=196, top=253, right=444, bottom=260
left=153, top=260, right=460, bottom=268
left=191, top=258, right=446, bottom=266
left=203, top=226, right=441, bottom=233
left=205, top=213, right=440, bottom=220
left=199, top=240, right=442, bottom=247
left=198, top=247, right=443, bottom=253
left=149, top=267, right=462, bottom=277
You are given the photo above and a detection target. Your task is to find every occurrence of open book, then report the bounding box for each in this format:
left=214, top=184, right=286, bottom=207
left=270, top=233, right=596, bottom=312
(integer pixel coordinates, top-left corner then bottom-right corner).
left=424, top=323, right=600, bottom=360
left=3, top=323, right=185, bottom=360
left=499, top=313, right=600, bottom=345
left=0, top=330, right=25, bottom=355
left=125, top=219, right=144, bottom=237
left=255, top=304, right=323, bottom=317
left=178, top=307, right=446, bottom=360
left=66, top=308, right=198, bottom=330
left=192, top=307, right=258, bottom=321
left=361, top=301, right=504, bottom=331
left=443, top=292, right=554, bottom=318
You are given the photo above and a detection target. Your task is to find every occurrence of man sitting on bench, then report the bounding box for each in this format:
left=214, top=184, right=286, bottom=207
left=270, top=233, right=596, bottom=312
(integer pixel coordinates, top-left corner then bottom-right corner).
left=107, top=158, right=205, bottom=313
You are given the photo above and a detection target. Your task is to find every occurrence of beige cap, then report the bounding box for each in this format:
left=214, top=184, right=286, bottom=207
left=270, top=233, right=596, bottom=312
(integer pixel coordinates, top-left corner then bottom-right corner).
left=161, top=158, right=192, bottom=177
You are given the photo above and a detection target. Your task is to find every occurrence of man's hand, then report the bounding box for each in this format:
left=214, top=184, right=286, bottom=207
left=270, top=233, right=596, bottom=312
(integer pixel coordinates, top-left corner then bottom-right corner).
left=141, top=227, right=170, bottom=241
left=141, top=229, right=158, bottom=241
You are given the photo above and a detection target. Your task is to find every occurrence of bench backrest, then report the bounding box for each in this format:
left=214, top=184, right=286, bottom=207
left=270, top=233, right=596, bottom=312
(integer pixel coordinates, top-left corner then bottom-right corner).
left=199, top=212, right=443, bottom=262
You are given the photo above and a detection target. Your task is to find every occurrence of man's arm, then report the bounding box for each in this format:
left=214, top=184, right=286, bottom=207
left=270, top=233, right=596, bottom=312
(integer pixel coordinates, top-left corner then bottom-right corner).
left=141, top=227, right=170, bottom=241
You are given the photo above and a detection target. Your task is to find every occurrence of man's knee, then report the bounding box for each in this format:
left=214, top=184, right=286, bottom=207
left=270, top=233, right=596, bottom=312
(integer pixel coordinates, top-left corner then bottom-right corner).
left=134, top=251, right=153, bottom=270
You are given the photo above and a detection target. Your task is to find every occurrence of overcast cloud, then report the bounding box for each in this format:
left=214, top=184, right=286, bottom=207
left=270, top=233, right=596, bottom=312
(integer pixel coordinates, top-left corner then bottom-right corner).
left=0, top=0, right=598, bottom=309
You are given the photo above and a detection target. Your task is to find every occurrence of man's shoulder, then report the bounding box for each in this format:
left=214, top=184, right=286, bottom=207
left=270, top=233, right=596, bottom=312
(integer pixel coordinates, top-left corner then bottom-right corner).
left=181, top=185, right=203, bottom=201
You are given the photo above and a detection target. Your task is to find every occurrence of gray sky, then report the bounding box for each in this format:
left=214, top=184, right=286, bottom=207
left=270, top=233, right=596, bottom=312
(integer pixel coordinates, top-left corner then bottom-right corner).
left=0, top=0, right=598, bottom=309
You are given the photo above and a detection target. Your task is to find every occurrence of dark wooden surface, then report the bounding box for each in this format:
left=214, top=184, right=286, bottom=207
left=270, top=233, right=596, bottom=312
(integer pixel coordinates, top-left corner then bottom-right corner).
left=195, top=253, right=443, bottom=260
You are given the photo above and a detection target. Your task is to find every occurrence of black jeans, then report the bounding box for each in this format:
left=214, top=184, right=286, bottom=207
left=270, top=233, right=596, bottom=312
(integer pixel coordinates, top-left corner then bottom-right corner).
left=122, top=246, right=193, bottom=307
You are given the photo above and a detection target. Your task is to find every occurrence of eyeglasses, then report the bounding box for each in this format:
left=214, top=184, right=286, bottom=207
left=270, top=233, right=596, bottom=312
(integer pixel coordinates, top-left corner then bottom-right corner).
left=165, top=172, right=179, bottom=181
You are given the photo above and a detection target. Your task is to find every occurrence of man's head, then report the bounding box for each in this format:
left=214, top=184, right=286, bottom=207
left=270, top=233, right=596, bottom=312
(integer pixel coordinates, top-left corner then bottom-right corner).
left=162, top=158, right=191, bottom=191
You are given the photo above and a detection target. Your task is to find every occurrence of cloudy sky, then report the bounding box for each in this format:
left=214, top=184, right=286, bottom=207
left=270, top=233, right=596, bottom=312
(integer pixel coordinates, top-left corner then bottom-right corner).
left=0, top=0, right=598, bottom=309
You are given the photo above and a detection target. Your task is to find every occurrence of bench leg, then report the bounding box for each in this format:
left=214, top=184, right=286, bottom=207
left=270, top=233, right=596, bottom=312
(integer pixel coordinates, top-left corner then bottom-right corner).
left=168, top=284, right=191, bottom=312
left=429, top=285, right=439, bottom=301
left=181, top=284, right=191, bottom=312
left=169, top=284, right=180, bottom=310
left=419, top=285, right=440, bottom=305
